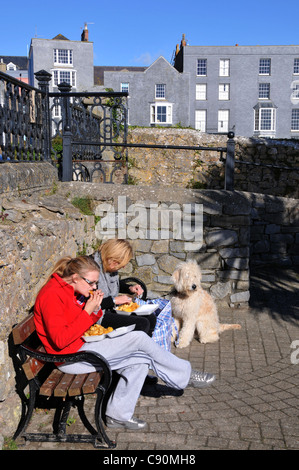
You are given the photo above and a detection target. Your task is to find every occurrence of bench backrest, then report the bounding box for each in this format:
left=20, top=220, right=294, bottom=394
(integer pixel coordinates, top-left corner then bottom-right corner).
left=12, top=313, right=35, bottom=345
left=12, top=313, right=47, bottom=380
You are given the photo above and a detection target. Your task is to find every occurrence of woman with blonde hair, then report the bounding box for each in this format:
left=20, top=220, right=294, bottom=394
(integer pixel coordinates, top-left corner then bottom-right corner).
left=94, top=239, right=157, bottom=336
left=34, top=254, right=216, bottom=430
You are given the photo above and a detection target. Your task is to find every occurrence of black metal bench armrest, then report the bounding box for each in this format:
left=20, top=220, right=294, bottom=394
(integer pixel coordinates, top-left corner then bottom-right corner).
left=20, top=344, right=112, bottom=386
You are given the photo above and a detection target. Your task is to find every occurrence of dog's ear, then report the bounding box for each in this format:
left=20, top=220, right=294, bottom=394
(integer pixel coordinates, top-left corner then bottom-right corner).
left=172, top=268, right=180, bottom=283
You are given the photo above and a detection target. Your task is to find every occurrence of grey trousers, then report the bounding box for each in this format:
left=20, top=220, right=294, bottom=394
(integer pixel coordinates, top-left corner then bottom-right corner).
left=58, top=330, right=191, bottom=421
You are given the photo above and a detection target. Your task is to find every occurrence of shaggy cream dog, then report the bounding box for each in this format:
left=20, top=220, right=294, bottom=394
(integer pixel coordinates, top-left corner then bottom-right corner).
left=171, top=260, right=241, bottom=347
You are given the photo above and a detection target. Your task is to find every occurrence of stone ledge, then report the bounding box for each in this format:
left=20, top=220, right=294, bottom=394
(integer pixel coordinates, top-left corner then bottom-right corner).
left=0, top=162, right=58, bottom=197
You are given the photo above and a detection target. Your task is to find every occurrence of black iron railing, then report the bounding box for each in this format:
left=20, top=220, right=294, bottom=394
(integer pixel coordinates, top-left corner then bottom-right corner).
left=49, top=82, right=128, bottom=183
left=0, top=69, right=237, bottom=187
left=0, top=70, right=50, bottom=162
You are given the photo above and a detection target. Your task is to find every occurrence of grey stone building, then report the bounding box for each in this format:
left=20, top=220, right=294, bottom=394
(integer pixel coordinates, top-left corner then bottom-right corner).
left=28, top=25, right=94, bottom=92
left=101, top=56, right=190, bottom=127
left=173, top=38, right=299, bottom=138
left=27, top=25, right=96, bottom=131
left=102, top=36, right=299, bottom=138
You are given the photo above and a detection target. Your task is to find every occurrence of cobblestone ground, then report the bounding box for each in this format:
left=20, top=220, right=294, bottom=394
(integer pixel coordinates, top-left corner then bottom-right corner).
left=13, top=266, right=299, bottom=451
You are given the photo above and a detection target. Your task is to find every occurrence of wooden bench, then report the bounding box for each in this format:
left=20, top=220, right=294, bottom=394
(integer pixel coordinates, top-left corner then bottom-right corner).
left=12, top=313, right=116, bottom=448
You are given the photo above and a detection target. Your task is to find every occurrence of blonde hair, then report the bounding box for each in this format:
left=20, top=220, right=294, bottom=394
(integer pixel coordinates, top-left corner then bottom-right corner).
left=42, top=255, right=100, bottom=289
left=99, top=239, right=133, bottom=272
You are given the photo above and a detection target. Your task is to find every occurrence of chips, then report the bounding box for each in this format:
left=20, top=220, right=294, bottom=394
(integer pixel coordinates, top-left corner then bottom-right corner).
left=84, top=324, right=113, bottom=337
left=117, top=301, right=139, bottom=312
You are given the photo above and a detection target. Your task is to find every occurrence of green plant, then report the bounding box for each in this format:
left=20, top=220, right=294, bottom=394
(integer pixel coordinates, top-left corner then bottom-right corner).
left=71, top=197, right=94, bottom=216
left=3, top=437, right=18, bottom=450
left=187, top=180, right=208, bottom=189
left=66, top=416, right=76, bottom=426
left=186, top=153, right=205, bottom=189
left=127, top=174, right=138, bottom=185
left=77, top=241, right=88, bottom=256
left=51, top=136, right=63, bottom=155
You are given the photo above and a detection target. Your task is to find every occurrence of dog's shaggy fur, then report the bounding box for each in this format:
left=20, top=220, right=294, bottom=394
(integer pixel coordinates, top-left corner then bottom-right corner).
left=171, top=260, right=241, bottom=348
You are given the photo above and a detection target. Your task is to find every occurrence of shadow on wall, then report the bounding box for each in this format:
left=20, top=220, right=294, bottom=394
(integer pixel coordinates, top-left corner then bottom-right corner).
left=249, top=265, right=299, bottom=324
left=248, top=191, right=299, bottom=324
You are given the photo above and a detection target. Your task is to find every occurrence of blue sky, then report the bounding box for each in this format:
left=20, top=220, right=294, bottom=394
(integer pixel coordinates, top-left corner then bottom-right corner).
left=1, top=0, right=299, bottom=66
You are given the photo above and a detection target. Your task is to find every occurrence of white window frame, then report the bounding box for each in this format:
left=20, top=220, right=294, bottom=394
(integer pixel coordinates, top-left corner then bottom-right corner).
left=294, top=59, right=299, bottom=75
left=254, top=108, right=276, bottom=134
left=219, top=59, right=230, bottom=77
left=291, top=109, right=299, bottom=131
left=259, top=83, right=270, bottom=99
left=197, top=59, right=207, bottom=76
left=53, top=103, right=61, bottom=118
left=259, top=58, right=271, bottom=75
left=155, top=84, right=166, bottom=99
left=218, top=110, right=229, bottom=132
left=218, top=84, right=230, bottom=100
left=53, top=49, right=73, bottom=66
left=150, top=103, right=172, bottom=124
left=52, top=69, right=76, bottom=88
left=121, top=82, right=129, bottom=94
left=195, top=110, right=206, bottom=132
left=196, top=84, right=207, bottom=100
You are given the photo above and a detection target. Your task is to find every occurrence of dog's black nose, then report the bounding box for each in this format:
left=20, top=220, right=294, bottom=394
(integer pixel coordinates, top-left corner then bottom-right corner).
left=192, top=284, right=197, bottom=290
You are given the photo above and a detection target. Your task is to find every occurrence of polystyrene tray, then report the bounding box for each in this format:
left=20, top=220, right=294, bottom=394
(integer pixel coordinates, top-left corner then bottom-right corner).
left=82, top=324, right=135, bottom=342
left=116, top=304, right=159, bottom=316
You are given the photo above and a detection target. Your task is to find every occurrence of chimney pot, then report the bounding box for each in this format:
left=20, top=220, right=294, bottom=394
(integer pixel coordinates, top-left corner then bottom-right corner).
left=81, top=23, right=89, bottom=42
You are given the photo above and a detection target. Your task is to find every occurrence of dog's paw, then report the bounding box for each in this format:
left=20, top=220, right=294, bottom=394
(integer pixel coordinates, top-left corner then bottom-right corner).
left=200, top=335, right=219, bottom=344
left=176, top=340, right=191, bottom=348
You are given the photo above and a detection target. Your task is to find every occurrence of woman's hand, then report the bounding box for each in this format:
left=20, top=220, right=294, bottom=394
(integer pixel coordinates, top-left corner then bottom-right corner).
left=129, top=284, right=144, bottom=297
left=114, top=295, right=133, bottom=306
left=85, top=289, right=104, bottom=315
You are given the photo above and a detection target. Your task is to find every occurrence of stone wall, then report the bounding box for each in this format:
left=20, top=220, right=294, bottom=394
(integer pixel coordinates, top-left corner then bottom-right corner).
left=0, top=162, right=58, bottom=197
left=127, top=128, right=227, bottom=189
left=234, top=138, right=299, bottom=198
left=248, top=193, right=299, bottom=267
left=127, top=128, right=299, bottom=198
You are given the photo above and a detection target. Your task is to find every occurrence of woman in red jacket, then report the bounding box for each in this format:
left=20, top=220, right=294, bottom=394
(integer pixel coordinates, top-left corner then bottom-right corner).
left=34, top=255, right=215, bottom=430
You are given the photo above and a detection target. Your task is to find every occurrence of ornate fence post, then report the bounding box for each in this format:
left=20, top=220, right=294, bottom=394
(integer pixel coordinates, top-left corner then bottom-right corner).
left=58, top=82, right=73, bottom=181
left=225, top=131, right=235, bottom=190
left=35, top=70, right=52, bottom=160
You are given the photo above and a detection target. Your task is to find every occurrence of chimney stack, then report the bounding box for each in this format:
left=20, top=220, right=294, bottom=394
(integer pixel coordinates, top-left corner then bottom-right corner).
left=81, top=23, right=89, bottom=42
left=0, top=59, right=6, bottom=72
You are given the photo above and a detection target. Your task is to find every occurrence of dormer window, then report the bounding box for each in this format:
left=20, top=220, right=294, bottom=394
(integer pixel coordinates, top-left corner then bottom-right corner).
left=7, top=62, right=17, bottom=71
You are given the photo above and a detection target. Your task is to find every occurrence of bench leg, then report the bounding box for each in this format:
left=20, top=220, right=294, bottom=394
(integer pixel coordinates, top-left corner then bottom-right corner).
left=54, top=399, right=72, bottom=436
left=94, top=387, right=116, bottom=448
left=13, top=382, right=37, bottom=441
left=75, top=394, right=115, bottom=448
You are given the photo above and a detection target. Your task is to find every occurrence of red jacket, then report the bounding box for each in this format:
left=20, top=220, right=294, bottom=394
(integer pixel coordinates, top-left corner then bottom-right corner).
left=34, top=273, right=102, bottom=356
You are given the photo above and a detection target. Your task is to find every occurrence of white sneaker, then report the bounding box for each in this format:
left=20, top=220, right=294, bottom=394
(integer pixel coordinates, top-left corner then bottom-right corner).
left=188, top=370, right=216, bottom=388
left=106, top=416, right=148, bottom=430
